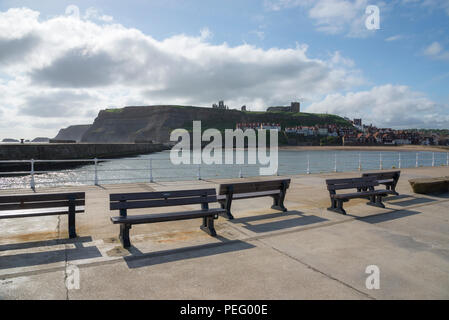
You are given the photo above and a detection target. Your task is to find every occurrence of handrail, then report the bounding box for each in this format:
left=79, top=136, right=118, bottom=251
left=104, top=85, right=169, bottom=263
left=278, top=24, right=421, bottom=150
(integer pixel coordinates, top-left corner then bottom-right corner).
left=0, top=151, right=448, bottom=190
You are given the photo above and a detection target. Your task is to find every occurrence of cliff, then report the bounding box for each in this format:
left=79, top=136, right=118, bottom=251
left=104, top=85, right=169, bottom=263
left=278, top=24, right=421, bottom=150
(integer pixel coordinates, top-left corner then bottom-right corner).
left=53, top=125, right=91, bottom=142
left=81, top=105, right=352, bottom=143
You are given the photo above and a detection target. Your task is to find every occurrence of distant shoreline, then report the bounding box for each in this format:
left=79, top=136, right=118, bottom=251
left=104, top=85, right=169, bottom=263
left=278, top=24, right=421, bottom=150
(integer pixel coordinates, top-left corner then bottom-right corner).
left=278, top=145, right=449, bottom=152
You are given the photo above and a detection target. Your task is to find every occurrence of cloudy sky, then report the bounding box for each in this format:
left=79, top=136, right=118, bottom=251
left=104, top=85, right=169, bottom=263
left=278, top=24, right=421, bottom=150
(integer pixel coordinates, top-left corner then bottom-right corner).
left=0, top=0, right=448, bottom=139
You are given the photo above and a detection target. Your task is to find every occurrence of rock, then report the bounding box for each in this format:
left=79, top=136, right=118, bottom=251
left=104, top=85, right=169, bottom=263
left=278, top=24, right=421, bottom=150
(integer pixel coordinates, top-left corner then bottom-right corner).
left=81, top=105, right=352, bottom=143
left=53, top=125, right=91, bottom=142
left=32, top=137, right=50, bottom=143
left=409, top=177, right=449, bottom=194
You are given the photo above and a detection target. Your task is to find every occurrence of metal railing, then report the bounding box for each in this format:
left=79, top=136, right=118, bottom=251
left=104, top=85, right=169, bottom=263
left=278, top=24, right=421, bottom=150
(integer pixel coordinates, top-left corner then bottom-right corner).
left=1, top=151, right=448, bottom=190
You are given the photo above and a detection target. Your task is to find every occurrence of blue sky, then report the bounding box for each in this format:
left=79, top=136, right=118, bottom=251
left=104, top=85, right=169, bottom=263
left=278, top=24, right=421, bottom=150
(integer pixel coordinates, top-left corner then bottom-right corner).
left=0, top=0, right=448, bottom=138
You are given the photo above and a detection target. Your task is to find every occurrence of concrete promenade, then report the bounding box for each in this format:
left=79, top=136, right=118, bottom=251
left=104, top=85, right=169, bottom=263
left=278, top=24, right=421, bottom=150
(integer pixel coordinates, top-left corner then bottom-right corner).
left=0, top=166, right=448, bottom=299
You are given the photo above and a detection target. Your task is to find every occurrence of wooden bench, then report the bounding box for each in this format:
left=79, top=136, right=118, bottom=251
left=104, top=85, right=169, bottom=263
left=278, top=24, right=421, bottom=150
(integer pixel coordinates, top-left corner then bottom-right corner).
left=362, top=171, right=400, bottom=195
left=110, top=188, right=226, bottom=248
left=216, top=179, right=290, bottom=220
left=0, top=192, right=85, bottom=238
left=326, top=176, right=395, bottom=215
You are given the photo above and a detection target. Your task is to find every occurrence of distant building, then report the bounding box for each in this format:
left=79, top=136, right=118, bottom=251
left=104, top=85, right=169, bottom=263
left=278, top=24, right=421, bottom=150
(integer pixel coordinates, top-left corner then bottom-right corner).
left=291, top=102, right=300, bottom=113
left=241, top=105, right=247, bottom=111
left=212, top=100, right=228, bottom=109
left=236, top=122, right=281, bottom=131
left=267, top=101, right=300, bottom=113
left=353, top=118, right=363, bottom=131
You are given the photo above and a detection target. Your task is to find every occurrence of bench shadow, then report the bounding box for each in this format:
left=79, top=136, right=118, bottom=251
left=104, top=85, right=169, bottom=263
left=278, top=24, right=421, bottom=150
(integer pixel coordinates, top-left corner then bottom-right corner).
left=123, top=236, right=255, bottom=269
left=355, top=209, right=422, bottom=224
left=0, top=236, right=102, bottom=270
left=231, top=210, right=328, bottom=233
left=385, top=195, right=436, bottom=207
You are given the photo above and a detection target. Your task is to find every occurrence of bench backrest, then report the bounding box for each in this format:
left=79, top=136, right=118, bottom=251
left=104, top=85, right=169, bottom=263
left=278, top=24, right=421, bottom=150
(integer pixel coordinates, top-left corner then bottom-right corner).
left=362, top=171, right=400, bottom=181
left=218, top=179, right=290, bottom=195
left=326, top=176, right=378, bottom=193
left=0, top=192, right=85, bottom=211
left=110, top=188, right=218, bottom=211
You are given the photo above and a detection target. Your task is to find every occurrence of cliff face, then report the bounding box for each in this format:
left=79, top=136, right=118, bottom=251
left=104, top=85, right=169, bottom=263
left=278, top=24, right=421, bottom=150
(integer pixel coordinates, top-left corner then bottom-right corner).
left=81, top=105, right=352, bottom=143
left=54, top=125, right=91, bottom=142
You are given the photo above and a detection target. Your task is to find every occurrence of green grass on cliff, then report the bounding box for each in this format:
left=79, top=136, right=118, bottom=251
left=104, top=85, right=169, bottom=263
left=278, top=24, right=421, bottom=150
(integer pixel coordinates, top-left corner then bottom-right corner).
left=178, top=109, right=352, bottom=135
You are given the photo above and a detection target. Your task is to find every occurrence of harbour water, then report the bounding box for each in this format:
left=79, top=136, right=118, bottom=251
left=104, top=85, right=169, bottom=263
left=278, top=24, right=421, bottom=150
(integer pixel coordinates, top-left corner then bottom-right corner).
left=0, top=149, right=448, bottom=189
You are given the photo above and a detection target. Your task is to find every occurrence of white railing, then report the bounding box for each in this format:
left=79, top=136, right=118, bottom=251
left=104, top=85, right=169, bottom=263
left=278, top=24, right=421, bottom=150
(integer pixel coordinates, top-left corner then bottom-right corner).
left=0, top=151, right=448, bottom=190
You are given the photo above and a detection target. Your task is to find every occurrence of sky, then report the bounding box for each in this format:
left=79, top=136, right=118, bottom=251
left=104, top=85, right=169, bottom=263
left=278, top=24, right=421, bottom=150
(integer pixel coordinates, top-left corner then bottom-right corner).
left=0, top=0, right=448, bottom=139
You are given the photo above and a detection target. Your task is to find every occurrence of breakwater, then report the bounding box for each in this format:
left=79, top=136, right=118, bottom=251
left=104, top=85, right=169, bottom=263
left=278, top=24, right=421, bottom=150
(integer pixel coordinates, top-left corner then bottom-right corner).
left=0, top=143, right=169, bottom=172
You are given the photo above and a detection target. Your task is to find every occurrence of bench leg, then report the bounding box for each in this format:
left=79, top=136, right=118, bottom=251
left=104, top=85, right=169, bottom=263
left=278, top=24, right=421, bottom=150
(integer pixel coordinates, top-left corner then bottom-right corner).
left=271, top=195, right=287, bottom=212
left=120, top=224, right=132, bottom=248
left=391, top=185, right=399, bottom=196
left=200, top=216, right=217, bottom=237
left=221, top=197, right=234, bottom=220
left=367, top=195, right=386, bottom=208
left=327, top=199, right=346, bottom=215
left=68, top=208, right=77, bottom=239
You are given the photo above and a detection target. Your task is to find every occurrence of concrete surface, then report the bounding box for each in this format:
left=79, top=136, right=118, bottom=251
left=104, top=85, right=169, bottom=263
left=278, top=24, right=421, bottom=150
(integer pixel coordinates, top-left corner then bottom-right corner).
left=0, top=166, right=448, bottom=299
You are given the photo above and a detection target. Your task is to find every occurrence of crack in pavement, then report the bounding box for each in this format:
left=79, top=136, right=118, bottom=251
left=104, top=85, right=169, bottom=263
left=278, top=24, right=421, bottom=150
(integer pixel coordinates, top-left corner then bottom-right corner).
left=255, top=238, right=376, bottom=300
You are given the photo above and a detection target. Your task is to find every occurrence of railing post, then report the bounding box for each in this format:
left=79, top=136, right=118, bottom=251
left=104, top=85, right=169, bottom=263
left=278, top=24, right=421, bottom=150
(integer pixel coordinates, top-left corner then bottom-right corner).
left=398, top=152, right=401, bottom=169
left=416, top=152, right=419, bottom=168
left=358, top=153, right=362, bottom=171
left=432, top=152, right=435, bottom=167
left=30, top=159, right=35, bottom=191
left=94, top=158, right=98, bottom=185
left=379, top=152, right=383, bottom=170
left=334, top=153, right=337, bottom=172
left=149, top=158, right=154, bottom=183
left=197, top=164, right=201, bottom=180
left=307, top=153, right=310, bottom=174
left=447, top=152, right=449, bottom=167
left=239, top=167, right=243, bottom=178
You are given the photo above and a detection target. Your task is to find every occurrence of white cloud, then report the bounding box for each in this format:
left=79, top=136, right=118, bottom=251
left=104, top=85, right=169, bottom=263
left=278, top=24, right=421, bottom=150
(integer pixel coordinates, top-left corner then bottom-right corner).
left=385, top=35, right=403, bottom=42
left=423, top=41, right=449, bottom=61
left=405, top=0, right=449, bottom=16
left=306, top=84, right=449, bottom=128
left=84, top=7, right=114, bottom=22
left=0, top=7, right=366, bottom=138
left=265, top=0, right=382, bottom=37
left=0, top=7, right=445, bottom=139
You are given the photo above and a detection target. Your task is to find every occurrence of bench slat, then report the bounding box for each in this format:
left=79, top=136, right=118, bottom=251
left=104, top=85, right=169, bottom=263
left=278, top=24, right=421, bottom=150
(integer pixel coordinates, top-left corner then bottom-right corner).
left=110, top=189, right=216, bottom=201
left=326, top=177, right=378, bottom=191
left=0, top=192, right=85, bottom=203
left=332, top=190, right=395, bottom=199
left=219, top=179, right=290, bottom=194
left=362, top=171, right=400, bottom=179
left=110, top=195, right=218, bottom=210
left=0, top=206, right=85, bottom=219
left=0, top=199, right=85, bottom=211
left=217, top=190, right=280, bottom=201
left=111, top=208, right=225, bottom=224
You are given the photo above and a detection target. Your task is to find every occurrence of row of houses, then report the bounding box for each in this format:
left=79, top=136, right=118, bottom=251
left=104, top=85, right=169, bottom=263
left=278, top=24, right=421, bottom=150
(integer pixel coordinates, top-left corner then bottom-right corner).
left=236, top=123, right=282, bottom=130
left=235, top=120, right=448, bottom=146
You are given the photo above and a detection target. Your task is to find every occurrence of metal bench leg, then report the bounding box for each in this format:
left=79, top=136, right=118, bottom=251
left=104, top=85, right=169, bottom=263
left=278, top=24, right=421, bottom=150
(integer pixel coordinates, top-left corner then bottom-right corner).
left=327, top=199, right=346, bottom=215
left=391, top=185, right=399, bottom=196
left=271, top=194, right=287, bottom=212
left=120, top=224, right=132, bottom=248
left=224, top=194, right=234, bottom=220
left=68, top=211, right=77, bottom=238
left=367, top=195, right=386, bottom=208
left=200, top=216, right=217, bottom=237
left=68, top=203, right=77, bottom=239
